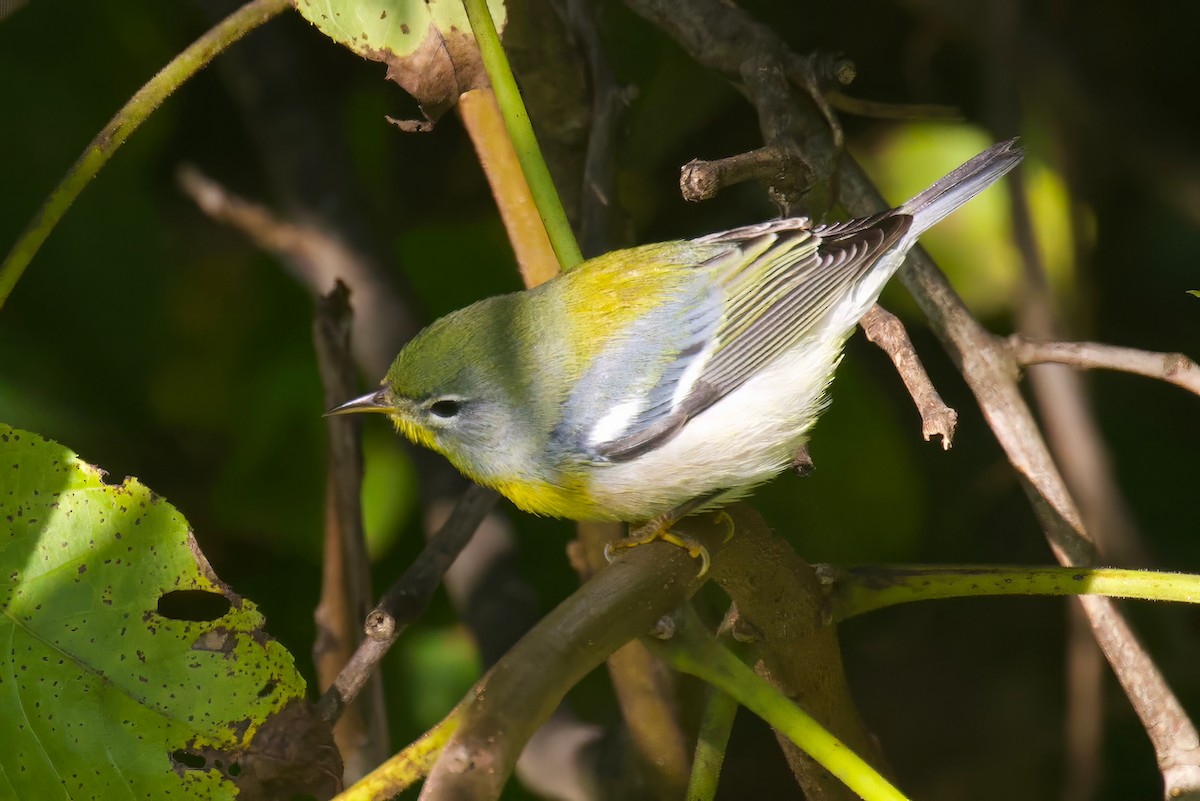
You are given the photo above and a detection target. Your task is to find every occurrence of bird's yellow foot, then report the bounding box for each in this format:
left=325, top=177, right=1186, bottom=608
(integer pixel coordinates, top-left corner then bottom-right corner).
left=603, top=511, right=734, bottom=577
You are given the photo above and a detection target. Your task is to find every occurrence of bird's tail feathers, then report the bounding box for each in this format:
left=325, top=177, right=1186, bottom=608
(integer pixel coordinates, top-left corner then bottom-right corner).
left=900, top=138, right=1024, bottom=237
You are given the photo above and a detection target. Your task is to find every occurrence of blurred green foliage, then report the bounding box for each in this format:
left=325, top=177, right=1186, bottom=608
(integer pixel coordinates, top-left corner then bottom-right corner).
left=2, top=1, right=1199, bottom=799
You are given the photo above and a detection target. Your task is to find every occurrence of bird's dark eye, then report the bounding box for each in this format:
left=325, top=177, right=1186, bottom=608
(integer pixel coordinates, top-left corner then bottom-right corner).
left=429, top=399, right=462, bottom=419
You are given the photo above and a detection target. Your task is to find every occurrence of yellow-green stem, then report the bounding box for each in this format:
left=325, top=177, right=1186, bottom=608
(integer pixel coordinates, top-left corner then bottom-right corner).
left=687, top=685, right=739, bottom=801
left=832, top=564, right=1200, bottom=622
left=0, top=0, right=291, bottom=310
left=657, top=606, right=909, bottom=801
left=334, top=705, right=463, bottom=800
left=461, top=0, right=584, bottom=271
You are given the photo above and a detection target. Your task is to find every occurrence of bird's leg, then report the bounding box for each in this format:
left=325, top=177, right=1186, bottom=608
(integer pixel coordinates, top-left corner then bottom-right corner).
left=603, top=493, right=734, bottom=577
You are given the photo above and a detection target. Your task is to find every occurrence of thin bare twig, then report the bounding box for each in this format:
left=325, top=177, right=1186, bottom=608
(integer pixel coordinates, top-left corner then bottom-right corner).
left=826, top=93, right=962, bottom=122
left=176, top=163, right=413, bottom=377
left=312, top=283, right=390, bottom=779
left=317, top=484, right=499, bottom=726
left=861, top=304, right=959, bottom=449
left=680, top=146, right=805, bottom=203
left=841, top=150, right=1200, bottom=798
left=1009, top=336, right=1200, bottom=397
left=742, top=53, right=816, bottom=215
left=568, top=0, right=636, bottom=259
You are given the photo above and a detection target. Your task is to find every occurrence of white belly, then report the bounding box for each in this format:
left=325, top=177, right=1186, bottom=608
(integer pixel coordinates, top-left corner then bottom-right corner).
left=587, top=335, right=846, bottom=520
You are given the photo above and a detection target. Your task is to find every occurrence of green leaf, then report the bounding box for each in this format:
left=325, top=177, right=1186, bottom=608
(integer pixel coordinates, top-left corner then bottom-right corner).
left=0, top=425, right=337, bottom=799
left=1188, top=290, right=1200, bottom=298
left=292, top=0, right=507, bottom=121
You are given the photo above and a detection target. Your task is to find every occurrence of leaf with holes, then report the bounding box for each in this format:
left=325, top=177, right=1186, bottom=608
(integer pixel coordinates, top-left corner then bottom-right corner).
left=0, top=424, right=339, bottom=799
left=292, top=0, right=507, bottom=123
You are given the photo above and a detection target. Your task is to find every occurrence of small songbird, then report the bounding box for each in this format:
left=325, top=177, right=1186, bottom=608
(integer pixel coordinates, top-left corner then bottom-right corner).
left=330, top=139, right=1023, bottom=571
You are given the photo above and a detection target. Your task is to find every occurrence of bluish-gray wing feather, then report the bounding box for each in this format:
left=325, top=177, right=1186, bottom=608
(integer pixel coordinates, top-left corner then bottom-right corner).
left=551, top=273, right=723, bottom=461
left=588, top=213, right=911, bottom=462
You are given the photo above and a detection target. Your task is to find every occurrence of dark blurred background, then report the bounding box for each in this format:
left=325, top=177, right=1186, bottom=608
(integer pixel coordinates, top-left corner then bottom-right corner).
left=2, top=1, right=1198, bottom=799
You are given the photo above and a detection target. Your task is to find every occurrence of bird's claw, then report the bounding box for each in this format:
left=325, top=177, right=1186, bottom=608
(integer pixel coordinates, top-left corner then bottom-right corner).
left=605, top=522, right=715, bottom=578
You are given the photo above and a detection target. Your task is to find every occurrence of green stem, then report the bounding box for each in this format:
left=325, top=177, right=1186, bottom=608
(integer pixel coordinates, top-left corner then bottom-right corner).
left=687, top=684, right=739, bottom=801
left=0, top=0, right=291, bottom=310
left=655, top=606, right=909, bottom=801
left=831, top=564, right=1200, bottom=622
left=461, top=0, right=584, bottom=271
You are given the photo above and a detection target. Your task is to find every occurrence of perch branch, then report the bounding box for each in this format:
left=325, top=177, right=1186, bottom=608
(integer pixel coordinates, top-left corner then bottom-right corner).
left=569, top=522, right=691, bottom=798
left=708, top=507, right=884, bottom=800
left=417, top=512, right=738, bottom=801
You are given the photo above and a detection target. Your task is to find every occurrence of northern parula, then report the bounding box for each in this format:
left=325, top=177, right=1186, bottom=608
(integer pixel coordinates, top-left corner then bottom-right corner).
left=331, top=139, right=1022, bottom=569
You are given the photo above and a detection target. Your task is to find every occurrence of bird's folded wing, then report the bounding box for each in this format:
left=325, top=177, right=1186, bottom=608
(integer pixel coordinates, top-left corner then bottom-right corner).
left=591, top=214, right=911, bottom=461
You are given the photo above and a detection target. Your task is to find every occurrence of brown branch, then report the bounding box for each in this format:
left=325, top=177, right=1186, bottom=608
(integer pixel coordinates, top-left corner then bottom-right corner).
left=418, top=512, right=737, bottom=801
left=708, top=507, right=885, bottom=800
left=628, top=0, right=1200, bottom=796
left=176, top=163, right=411, bottom=376
left=569, top=521, right=691, bottom=798
left=741, top=53, right=816, bottom=216
left=317, top=484, right=499, bottom=726
left=839, top=152, right=1200, bottom=798
left=680, top=146, right=805, bottom=204
left=1008, top=336, right=1200, bottom=397
left=860, top=304, right=958, bottom=449
left=568, top=0, right=637, bottom=259
left=625, top=0, right=841, bottom=212
left=992, top=56, right=1151, bottom=790
left=312, top=283, right=390, bottom=778
left=826, top=93, right=962, bottom=122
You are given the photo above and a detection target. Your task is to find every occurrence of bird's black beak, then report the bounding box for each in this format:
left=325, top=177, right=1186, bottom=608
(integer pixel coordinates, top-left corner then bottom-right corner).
left=324, top=387, right=397, bottom=417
